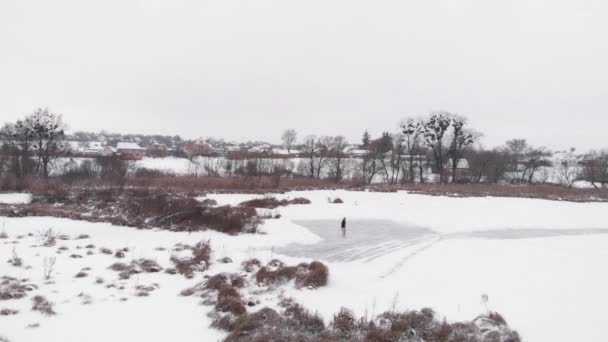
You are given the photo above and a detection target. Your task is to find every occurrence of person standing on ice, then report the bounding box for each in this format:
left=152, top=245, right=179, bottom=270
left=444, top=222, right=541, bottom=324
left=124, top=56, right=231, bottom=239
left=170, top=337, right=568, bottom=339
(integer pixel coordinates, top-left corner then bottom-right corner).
left=341, top=217, right=346, bottom=238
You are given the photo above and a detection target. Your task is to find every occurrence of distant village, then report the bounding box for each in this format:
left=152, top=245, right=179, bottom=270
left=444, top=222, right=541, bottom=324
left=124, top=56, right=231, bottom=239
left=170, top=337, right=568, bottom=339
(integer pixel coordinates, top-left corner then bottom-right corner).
left=65, top=134, right=368, bottom=160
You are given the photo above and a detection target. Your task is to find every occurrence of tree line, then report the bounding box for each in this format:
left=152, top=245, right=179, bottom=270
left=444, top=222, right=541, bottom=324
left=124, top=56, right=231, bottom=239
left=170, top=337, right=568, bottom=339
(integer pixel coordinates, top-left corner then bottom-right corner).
left=1, top=108, right=608, bottom=189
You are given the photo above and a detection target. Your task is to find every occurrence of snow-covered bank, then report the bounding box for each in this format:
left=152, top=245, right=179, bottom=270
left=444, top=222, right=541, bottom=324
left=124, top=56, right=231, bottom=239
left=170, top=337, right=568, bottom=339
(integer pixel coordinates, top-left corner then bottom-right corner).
left=2, top=190, right=607, bottom=342
left=0, top=217, right=318, bottom=342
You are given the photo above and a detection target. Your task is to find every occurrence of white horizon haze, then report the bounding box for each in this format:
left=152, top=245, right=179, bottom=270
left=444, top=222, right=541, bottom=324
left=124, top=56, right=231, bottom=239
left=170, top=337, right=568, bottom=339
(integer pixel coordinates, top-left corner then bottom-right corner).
left=1, top=0, right=607, bottom=151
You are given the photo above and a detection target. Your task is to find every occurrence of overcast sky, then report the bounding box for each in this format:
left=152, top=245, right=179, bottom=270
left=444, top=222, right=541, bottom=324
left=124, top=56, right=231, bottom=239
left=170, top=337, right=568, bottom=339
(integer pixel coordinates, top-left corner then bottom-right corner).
left=1, top=0, right=606, bottom=150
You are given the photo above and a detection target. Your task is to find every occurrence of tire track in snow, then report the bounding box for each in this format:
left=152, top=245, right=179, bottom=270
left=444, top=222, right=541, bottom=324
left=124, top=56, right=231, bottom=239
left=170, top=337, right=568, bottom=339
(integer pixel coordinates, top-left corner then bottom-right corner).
left=379, top=235, right=441, bottom=279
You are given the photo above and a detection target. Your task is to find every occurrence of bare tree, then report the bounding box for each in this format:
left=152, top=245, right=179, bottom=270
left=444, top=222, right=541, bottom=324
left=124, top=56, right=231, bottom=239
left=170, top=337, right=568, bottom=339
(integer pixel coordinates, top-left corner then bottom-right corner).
left=361, top=134, right=391, bottom=184
left=505, top=139, right=528, bottom=181
left=281, top=129, right=297, bottom=153
left=26, top=108, right=66, bottom=178
left=421, top=112, right=453, bottom=184
left=581, top=150, right=608, bottom=188
left=557, top=160, right=579, bottom=188
left=521, top=147, right=552, bottom=183
left=328, top=136, right=349, bottom=181
left=361, top=130, right=371, bottom=149
left=314, top=136, right=333, bottom=178
left=97, top=155, right=133, bottom=190
left=465, top=148, right=509, bottom=183
left=379, top=133, right=404, bottom=184
left=446, top=117, right=476, bottom=183
left=302, top=135, right=317, bottom=178
left=0, top=120, right=36, bottom=179
left=401, top=118, right=425, bottom=183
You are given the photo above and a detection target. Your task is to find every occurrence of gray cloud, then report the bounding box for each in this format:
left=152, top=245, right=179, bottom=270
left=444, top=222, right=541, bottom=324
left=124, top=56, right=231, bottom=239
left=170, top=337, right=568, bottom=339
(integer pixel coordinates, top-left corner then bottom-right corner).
left=1, top=0, right=606, bottom=150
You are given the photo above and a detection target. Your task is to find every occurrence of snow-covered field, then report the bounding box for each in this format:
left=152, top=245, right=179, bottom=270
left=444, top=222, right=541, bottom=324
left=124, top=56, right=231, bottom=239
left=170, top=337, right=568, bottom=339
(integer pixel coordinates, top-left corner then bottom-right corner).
left=2, top=190, right=608, bottom=341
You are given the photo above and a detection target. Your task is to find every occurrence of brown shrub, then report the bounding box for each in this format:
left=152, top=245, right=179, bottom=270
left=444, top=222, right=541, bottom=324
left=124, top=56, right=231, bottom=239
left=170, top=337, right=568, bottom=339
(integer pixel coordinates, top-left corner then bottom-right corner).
left=218, top=286, right=240, bottom=300
left=241, top=258, right=262, bottom=273
left=74, top=271, right=88, bottom=278
left=0, top=308, right=18, bottom=316
left=216, top=286, right=246, bottom=316
left=202, top=272, right=246, bottom=291
left=223, top=308, right=283, bottom=340
left=330, top=197, right=344, bottom=204
left=109, top=262, right=130, bottom=272
left=218, top=257, right=233, bottom=264
left=199, top=198, right=218, bottom=206
left=295, top=261, right=329, bottom=289
left=255, top=265, right=298, bottom=286
left=215, top=300, right=521, bottom=342
left=254, top=260, right=328, bottom=289
left=239, top=197, right=284, bottom=209
left=170, top=240, right=211, bottom=277
left=99, top=247, right=113, bottom=255
left=205, top=273, right=229, bottom=290
left=2, top=188, right=262, bottom=234
left=331, top=307, right=356, bottom=338
left=211, top=314, right=236, bottom=331
left=290, top=197, right=312, bottom=205
left=239, top=196, right=312, bottom=209
left=31, top=295, right=55, bottom=315
left=282, top=301, right=325, bottom=335
left=108, top=259, right=162, bottom=279
left=136, top=258, right=162, bottom=273
left=0, top=276, right=37, bottom=300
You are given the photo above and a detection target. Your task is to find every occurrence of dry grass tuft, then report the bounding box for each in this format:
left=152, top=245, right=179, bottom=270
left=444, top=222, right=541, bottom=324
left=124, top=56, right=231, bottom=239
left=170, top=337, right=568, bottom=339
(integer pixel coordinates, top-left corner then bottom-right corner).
left=254, top=260, right=329, bottom=289
left=170, top=240, right=211, bottom=277
left=0, top=276, right=37, bottom=300
left=295, top=261, right=329, bottom=289
left=108, top=258, right=162, bottom=279
left=241, top=258, right=262, bottom=273
left=31, top=295, right=55, bottom=315
left=0, top=308, right=18, bottom=316
left=239, top=196, right=312, bottom=209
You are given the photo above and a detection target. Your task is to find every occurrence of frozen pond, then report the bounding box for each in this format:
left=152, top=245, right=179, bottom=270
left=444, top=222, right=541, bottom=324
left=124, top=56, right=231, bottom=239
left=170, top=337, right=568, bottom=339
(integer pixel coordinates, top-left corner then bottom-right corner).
left=277, top=219, right=437, bottom=262
left=278, top=219, right=608, bottom=262
left=447, top=228, right=608, bottom=239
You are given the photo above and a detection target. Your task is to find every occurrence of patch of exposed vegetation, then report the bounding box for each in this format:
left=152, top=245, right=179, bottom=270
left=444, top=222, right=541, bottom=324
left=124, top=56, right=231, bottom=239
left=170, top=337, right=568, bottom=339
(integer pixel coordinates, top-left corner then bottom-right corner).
left=239, top=196, right=312, bottom=209
left=108, top=258, right=162, bottom=280
left=31, top=295, right=55, bottom=316
left=0, top=189, right=261, bottom=234
left=255, top=259, right=329, bottom=289
left=0, top=276, right=37, bottom=300
left=170, top=240, right=212, bottom=278
left=216, top=302, right=520, bottom=342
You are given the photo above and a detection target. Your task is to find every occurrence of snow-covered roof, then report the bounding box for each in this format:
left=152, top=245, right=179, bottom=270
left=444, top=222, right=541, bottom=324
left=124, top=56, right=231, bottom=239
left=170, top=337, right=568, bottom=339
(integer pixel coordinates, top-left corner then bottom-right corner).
left=272, top=148, right=301, bottom=155
left=88, top=141, right=104, bottom=149
left=348, top=149, right=369, bottom=155
left=117, top=142, right=144, bottom=150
